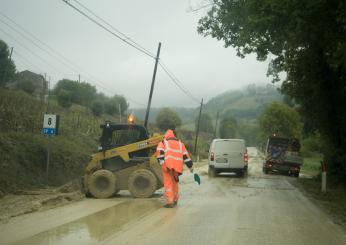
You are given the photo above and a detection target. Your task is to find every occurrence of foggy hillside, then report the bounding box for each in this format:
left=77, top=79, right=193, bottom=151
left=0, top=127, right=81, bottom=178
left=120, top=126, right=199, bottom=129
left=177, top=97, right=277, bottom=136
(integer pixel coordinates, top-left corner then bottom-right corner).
left=133, top=83, right=283, bottom=124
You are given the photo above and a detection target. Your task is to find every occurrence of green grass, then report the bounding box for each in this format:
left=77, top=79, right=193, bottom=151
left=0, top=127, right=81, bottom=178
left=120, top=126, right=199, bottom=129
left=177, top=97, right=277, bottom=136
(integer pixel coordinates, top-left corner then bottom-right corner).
left=301, top=152, right=323, bottom=175
left=0, top=89, right=120, bottom=193
left=0, top=131, right=95, bottom=193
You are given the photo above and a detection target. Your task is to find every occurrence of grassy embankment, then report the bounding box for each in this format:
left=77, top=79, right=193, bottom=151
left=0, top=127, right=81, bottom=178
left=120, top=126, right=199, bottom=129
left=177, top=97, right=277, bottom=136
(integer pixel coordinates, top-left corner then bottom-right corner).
left=293, top=149, right=346, bottom=229
left=0, top=89, right=118, bottom=194
left=300, top=152, right=323, bottom=176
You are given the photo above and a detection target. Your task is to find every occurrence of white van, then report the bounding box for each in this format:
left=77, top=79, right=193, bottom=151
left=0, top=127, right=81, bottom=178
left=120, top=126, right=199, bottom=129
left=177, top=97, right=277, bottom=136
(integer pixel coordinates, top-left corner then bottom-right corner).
left=208, top=139, right=248, bottom=177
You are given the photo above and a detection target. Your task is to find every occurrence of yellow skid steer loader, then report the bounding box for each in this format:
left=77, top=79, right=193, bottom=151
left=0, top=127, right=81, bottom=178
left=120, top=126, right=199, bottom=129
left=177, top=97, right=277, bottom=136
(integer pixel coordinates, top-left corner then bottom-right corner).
left=83, top=121, right=163, bottom=198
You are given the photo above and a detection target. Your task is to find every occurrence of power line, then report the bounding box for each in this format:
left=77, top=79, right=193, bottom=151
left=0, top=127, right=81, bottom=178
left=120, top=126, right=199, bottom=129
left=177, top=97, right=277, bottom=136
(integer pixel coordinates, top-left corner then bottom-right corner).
left=0, top=17, right=80, bottom=75
left=0, top=11, right=117, bottom=90
left=13, top=49, right=45, bottom=73
left=0, top=13, right=107, bottom=89
left=61, top=1, right=201, bottom=105
left=0, top=11, right=107, bottom=87
left=72, top=0, right=156, bottom=58
left=0, top=11, right=87, bottom=74
left=0, top=13, right=145, bottom=107
left=61, top=0, right=156, bottom=59
left=0, top=27, right=65, bottom=76
left=159, top=61, right=200, bottom=104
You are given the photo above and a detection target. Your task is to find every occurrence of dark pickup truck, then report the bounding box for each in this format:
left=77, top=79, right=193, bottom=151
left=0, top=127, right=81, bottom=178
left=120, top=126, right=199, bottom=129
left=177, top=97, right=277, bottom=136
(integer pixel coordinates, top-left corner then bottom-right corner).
left=262, top=136, right=303, bottom=177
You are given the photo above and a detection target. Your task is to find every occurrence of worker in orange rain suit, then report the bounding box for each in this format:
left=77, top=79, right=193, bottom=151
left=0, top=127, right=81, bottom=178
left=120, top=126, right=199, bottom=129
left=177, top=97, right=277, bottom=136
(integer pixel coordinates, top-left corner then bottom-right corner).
left=156, top=129, right=193, bottom=208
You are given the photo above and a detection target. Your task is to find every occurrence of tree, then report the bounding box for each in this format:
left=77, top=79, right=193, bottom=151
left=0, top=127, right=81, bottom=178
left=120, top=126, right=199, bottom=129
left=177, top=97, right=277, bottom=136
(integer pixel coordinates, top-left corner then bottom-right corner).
left=237, top=123, right=261, bottom=147
left=259, top=102, right=303, bottom=139
left=91, top=101, right=104, bottom=116
left=53, top=80, right=129, bottom=116
left=57, top=89, right=72, bottom=108
left=114, top=95, right=129, bottom=115
left=198, top=0, right=346, bottom=180
left=54, top=79, right=96, bottom=107
left=16, top=80, right=36, bottom=95
left=155, top=108, right=182, bottom=131
left=219, top=116, right=237, bottom=139
left=196, top=113, right=214, bottom=134
left=0, top=40, right=16, bottom=87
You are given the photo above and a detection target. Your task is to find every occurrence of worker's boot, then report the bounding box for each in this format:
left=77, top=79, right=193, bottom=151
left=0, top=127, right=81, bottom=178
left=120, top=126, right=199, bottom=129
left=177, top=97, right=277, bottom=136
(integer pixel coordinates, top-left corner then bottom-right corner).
left=163, top=203, right=174, bottom=208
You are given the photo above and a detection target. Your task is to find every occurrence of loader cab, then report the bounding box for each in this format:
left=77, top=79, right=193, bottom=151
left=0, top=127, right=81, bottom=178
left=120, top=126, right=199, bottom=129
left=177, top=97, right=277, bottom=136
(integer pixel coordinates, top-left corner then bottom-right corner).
left=99, top=122, right=149, bottom=151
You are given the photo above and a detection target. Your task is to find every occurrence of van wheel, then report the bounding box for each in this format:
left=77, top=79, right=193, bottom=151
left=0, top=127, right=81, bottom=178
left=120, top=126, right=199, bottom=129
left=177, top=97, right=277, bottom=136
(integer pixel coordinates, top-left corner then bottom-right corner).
left=208, top=166, right=216, bottom=178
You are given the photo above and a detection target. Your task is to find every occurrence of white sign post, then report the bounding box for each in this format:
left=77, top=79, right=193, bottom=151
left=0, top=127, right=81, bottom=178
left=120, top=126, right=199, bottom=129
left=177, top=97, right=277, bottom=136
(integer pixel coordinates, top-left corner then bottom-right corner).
left=43, top=114, right=57, bottom=136
left=321, top=162, right=327, bottom=193
left=42, top=114, right=59, bottom=180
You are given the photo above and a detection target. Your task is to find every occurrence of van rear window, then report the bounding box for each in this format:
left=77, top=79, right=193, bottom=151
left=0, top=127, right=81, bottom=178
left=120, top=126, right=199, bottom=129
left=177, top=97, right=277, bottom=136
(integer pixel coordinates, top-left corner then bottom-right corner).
left=214, top=140, right=244, bottom=152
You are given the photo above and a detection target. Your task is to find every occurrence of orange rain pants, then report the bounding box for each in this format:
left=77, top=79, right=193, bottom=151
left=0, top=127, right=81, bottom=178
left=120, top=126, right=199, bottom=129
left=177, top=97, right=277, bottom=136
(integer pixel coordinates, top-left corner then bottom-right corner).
left=156, top=129, right=193, bottom=205
left=162, top=163, right=179, bottom=204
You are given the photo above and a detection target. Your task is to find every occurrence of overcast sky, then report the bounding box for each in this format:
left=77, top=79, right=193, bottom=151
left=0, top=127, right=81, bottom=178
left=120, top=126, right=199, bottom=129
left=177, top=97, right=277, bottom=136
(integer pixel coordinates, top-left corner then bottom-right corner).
left=1, top=0, right=271, bottom=108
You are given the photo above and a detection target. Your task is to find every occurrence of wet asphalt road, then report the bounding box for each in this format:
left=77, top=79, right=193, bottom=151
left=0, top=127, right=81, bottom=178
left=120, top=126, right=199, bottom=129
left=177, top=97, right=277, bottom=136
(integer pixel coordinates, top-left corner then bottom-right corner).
left=1, top=147, right=346, bottom=245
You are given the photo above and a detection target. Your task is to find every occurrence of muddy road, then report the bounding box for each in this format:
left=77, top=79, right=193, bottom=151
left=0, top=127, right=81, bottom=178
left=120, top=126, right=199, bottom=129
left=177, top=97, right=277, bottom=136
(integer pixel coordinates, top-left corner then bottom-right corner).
left=1, top=147, right=346, bottom=245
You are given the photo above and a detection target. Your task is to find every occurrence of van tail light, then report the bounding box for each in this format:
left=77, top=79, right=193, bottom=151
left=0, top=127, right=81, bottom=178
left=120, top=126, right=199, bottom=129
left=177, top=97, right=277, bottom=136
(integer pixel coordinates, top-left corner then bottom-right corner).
left=210, top=152, right=214, bottom=161
left=244, top=150, right=248, bottom=163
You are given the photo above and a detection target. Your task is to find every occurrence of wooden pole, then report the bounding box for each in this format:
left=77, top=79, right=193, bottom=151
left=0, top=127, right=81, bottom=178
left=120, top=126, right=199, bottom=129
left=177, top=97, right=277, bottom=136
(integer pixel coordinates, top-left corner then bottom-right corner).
left=194, top=98, right=203, bottom=155
left=144, top=42, right=161, bottom=129
left=214, top=111, right=219, bottom=138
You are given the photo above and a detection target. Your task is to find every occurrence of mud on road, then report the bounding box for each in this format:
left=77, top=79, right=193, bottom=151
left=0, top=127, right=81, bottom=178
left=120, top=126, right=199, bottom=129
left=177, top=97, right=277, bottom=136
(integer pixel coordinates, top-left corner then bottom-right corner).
left=1, top=147, right=346, bottom=245
left=0, top=180, right=84, bottom=224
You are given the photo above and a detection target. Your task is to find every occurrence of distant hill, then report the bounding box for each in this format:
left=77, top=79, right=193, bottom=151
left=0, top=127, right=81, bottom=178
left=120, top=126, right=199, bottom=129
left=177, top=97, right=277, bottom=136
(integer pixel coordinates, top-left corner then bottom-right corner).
left=131, top=107, right=198, bottom=124
left=133, top=84, right=283, bottom=125
left=203, top=84, right=283, bottom=122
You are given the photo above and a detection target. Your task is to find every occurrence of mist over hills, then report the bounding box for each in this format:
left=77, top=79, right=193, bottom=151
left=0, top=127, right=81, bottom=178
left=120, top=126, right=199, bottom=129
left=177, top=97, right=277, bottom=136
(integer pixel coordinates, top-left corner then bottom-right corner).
left=131, top=107, right=199, bottom=124
left=133, top=83, right=283, bottom=125
left=204, top=83, right=283, bottom=121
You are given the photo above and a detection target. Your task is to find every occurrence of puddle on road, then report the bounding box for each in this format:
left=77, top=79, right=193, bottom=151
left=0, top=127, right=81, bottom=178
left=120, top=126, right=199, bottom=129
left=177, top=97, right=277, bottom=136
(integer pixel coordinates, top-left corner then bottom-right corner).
left=211, top=173, right=294, bottom=191
left=14, top=199, right=161, bottom=245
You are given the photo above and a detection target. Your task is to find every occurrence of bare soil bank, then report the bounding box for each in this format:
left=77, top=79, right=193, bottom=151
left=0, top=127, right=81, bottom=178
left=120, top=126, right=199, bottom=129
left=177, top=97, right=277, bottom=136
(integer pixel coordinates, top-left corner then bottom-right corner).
left=0, top=180, right=84, bottom=224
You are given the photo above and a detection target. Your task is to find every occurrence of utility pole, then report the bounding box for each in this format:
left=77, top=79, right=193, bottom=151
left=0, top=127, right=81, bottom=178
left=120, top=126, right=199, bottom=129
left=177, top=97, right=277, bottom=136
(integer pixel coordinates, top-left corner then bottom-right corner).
left=44, top=73, right=48, bottom=104
left=78, top=74, right=81, bottom=83
left=214, top=111, right=219, bottom=138
left=119, top=103, right=122, bottom=123
left=194, top=98, right=203, bottom=155
left=9, top=47, right=13, bottom=59
left=40, top=74, right=45, bottom=103
left=46, top=76, right=51, bottom=182
left=46, top=75, right=50, bottom=113
left=144, top=42, right=161, bottom=129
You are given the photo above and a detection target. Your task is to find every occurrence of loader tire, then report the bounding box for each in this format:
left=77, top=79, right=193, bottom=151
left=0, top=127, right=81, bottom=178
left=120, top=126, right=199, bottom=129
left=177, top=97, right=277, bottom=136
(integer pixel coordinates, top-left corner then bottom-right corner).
left=128, top=169, right=157, bottom=198
left=88, top=169, right=117, bottom=199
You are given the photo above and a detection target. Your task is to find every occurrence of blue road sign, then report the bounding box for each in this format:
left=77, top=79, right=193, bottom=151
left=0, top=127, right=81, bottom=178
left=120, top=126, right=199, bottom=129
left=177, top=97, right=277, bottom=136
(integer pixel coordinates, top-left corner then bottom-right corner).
left=43, top=128, right=56, bottom=136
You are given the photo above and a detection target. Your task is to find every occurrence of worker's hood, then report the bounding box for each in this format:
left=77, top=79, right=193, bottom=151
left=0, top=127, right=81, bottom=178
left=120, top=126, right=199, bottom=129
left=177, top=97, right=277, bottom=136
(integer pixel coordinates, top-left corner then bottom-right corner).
left=164, top=129, right=175, bottom=139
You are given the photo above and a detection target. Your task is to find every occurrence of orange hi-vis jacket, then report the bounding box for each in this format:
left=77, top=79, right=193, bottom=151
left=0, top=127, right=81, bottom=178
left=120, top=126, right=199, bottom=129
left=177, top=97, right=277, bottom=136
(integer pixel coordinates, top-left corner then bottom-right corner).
left=156, top=130, right=193, bottom=174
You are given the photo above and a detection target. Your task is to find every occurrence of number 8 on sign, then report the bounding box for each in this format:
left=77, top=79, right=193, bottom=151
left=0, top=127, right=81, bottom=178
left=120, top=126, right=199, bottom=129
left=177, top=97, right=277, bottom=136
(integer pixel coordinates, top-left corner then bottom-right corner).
left=43, top=114, right=58, bottom=136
